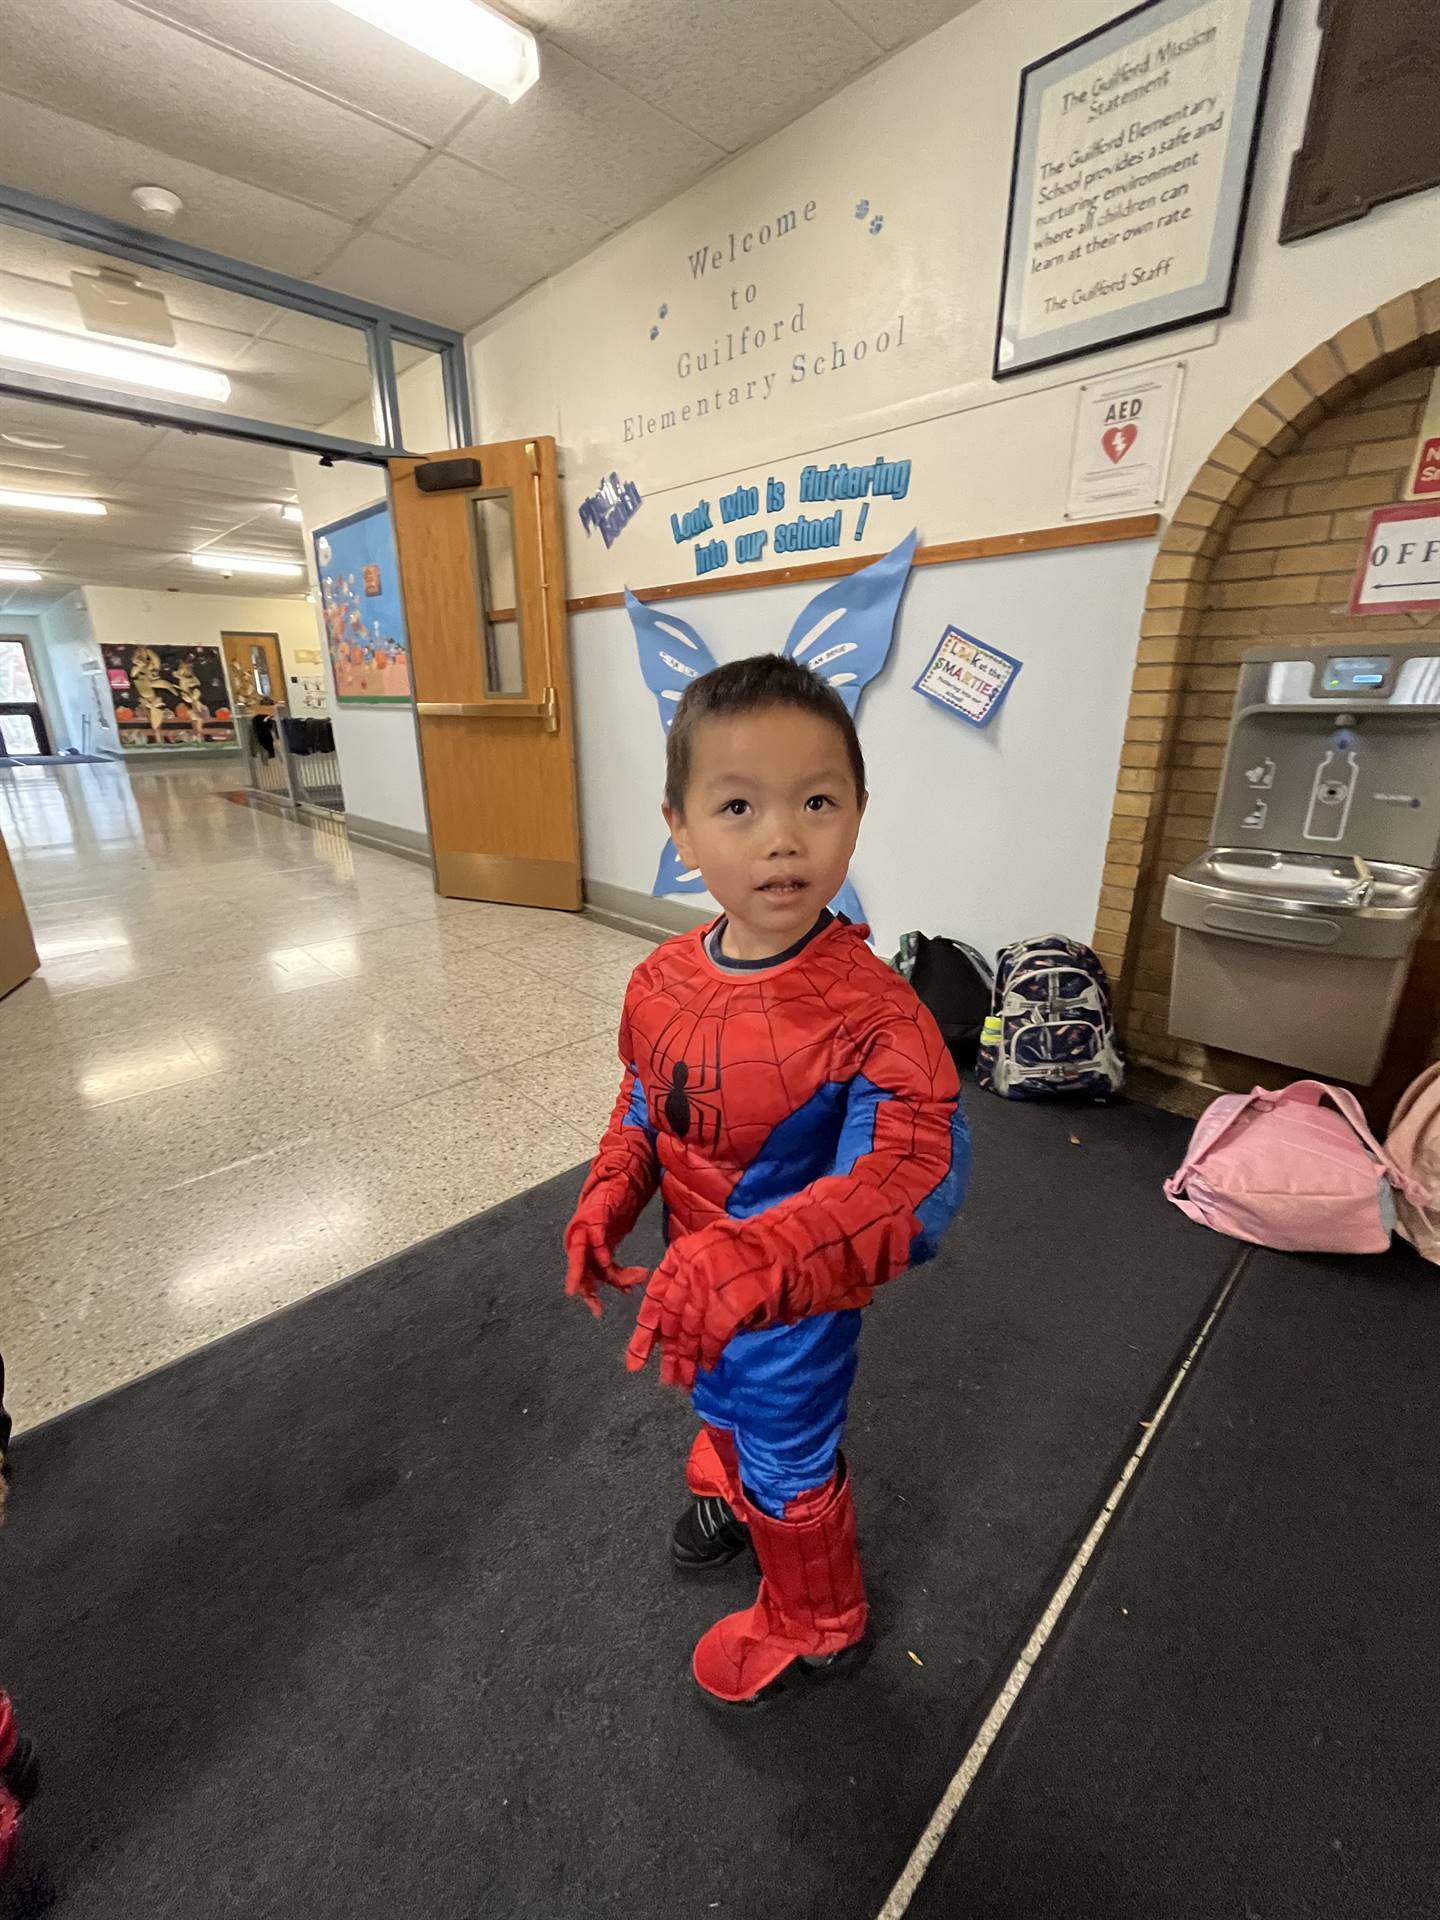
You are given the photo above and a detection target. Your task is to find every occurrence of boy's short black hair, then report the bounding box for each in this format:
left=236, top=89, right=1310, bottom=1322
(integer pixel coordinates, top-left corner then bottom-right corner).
left=665, top=653, right=866, bottom=815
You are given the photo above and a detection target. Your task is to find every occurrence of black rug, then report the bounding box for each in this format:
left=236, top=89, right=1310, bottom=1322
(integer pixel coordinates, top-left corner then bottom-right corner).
left=907, top=1241, right=1440, bottom=1920
left=0, top=1096, right=1233, bottom=1919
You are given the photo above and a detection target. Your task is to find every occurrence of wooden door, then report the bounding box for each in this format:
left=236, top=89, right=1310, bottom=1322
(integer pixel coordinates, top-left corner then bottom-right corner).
left=221, top=631, right=285, bottom=715
left=389, top=437, right=581, bottom=910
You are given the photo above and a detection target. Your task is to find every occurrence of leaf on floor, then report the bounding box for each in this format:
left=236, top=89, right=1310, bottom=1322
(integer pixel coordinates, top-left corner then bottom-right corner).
left=907, top=1649, right=924, bottom=1667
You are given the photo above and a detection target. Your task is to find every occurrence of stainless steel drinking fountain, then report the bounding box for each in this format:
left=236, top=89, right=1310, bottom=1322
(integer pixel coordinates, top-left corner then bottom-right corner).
left=1162, top=644, right=1440, bottom=1084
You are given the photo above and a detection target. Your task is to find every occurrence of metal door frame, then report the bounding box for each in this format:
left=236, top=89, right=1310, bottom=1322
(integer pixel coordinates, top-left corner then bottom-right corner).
left=0, top=184, right=473, bottom=460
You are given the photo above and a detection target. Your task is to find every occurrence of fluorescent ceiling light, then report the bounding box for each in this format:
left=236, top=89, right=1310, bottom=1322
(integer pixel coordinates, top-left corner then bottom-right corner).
left=323, top=0, right=539, bottom=102
left=280, top=504, right=304, bottom=523
left=0, top=487, right=107, bottom=517
left=0, top=566, right=43, bottom=582
left=192, top=552, right=304, bottom=576
left=0, top=319, right=231, bottom=404
left=1, top=431, right=65, bottom=450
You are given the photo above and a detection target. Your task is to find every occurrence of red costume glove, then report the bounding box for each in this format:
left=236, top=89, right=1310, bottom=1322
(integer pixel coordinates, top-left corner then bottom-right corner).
left=563, top=1199, right=649, bottom=1319
left=625, top=1223, right=781, bottom=1389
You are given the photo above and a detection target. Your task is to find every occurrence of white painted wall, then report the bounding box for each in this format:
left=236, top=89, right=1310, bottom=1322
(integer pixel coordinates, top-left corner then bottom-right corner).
left=466, top=0, right=1440, bottom=945
left=471, top=0, right=1440, bottom=595
left=287, top=357, right=451, bottom=840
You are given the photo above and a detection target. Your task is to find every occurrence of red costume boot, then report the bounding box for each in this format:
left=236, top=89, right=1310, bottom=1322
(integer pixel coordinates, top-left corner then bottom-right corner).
left=692, top=1458, right=868, bottom=1706
left=686, top=1425, right=742, bottom=1504
left=0, top=1694, right=38, bottom=1878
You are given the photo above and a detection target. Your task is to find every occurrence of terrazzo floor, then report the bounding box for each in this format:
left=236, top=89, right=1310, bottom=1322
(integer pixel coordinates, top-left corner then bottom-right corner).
left=0, top=760, right=650, bottom=1434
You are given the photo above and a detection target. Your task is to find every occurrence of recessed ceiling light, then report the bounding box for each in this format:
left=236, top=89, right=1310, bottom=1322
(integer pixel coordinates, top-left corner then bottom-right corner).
left=321, top=0, right=538, bottom=102
left=0, top=319, right=231, bottom=404
left=0, top=487, right=107, bottom=517
left=0, top=566, right=43, bottom=583
left=192, top=552, right=304, bottom=576
left=279, top=504, right=304, bottom=523
left=0, top=431, right=65, bottom=451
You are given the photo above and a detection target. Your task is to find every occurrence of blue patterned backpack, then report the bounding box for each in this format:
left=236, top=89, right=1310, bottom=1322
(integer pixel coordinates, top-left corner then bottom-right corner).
left=976, top=935, right=1124, bottom=1100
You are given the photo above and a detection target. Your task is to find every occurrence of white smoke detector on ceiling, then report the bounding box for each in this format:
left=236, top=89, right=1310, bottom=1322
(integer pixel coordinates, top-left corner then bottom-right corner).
left=130, top=185, right=185, bottom=225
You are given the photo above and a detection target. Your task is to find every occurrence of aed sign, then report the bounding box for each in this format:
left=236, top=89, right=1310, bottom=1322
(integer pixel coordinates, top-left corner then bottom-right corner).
left=1350, top=502, right=1440, bottom=614
left=1066, top=360, right=1183, bottom=519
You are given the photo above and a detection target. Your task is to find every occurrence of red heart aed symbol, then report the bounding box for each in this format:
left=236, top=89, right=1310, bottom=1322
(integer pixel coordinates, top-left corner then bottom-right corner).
left=1102, top=423, right=1137, bottom=464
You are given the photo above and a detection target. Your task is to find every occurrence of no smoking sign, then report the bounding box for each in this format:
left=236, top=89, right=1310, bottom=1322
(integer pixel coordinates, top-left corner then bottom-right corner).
left=1067, top=362, right=1184, bottom=519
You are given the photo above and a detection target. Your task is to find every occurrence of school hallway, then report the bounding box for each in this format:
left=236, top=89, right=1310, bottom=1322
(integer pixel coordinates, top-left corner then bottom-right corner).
left=2, top=766, right=1437, bottom=1920
left=3, top=0, right=1440, bottom=1910
left=0, top=760, right=648, bottom=1433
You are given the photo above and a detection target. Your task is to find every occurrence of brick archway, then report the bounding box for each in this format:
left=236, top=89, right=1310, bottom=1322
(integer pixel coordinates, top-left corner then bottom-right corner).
left=1094, top=276, right=1440, bottom=1062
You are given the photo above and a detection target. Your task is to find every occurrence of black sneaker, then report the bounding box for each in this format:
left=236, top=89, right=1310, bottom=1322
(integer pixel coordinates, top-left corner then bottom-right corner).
left=671, top=1494, right=751, bottom=1572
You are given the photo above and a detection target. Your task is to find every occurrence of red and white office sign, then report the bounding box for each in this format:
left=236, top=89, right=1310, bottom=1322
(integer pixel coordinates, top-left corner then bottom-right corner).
left=1350, top=501, right=1440, bottom=614
left=1404, top=368, right=1440, bottom=499
left=1065, top=361, right=1183, bottom=520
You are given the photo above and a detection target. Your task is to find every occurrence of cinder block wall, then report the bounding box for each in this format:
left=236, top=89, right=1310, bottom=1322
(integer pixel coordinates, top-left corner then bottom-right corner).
left=1124, top=365, right=1440, bottom=1091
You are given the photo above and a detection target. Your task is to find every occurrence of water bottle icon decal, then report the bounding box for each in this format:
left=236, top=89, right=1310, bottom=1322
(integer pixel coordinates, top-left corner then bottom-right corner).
left=1303, top=748, right=1358, bottom=842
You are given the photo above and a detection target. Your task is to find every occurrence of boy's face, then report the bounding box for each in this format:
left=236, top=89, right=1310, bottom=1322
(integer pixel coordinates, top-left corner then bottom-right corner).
left=664, top=704, right=866, bottom=959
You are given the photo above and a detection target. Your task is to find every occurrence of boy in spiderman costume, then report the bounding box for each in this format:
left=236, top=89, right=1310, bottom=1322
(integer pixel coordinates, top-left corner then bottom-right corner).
left=564, top=655, right=969, bottom=1707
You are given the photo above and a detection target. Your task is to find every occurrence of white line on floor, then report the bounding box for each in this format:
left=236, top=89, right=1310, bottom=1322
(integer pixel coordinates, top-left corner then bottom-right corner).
left=875, top=1254, right=1248, bottom=1920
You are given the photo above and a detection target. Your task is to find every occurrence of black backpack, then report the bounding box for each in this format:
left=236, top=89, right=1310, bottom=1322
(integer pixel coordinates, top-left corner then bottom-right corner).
left=892, top=932, right=995, bottom=1068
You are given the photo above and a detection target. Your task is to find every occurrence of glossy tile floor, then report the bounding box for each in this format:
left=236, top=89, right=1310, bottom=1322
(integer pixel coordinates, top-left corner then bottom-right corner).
left=1, top=761, right=650, bottom=1434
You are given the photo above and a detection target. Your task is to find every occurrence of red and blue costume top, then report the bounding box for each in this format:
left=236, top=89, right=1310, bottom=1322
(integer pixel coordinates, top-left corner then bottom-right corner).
left=574, top=914, right=969, bottom=1351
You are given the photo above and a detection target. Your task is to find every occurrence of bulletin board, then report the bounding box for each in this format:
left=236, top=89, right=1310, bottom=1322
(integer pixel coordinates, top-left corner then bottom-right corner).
left=313, top=501, right=412, bottom=705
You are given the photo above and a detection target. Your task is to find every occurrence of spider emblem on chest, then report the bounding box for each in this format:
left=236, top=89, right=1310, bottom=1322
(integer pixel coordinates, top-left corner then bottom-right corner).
left=648, top=1015, right=724, bottom=1152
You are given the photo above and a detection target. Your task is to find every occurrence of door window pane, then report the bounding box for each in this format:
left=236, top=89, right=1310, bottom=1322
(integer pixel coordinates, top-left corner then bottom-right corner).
left=470, top=494, right=526, bottom=698
left=0, top=711, right=40, bottom=754
left=0, top=640, right=38, bottom=702
left=394, top=343, right=454, bottom=451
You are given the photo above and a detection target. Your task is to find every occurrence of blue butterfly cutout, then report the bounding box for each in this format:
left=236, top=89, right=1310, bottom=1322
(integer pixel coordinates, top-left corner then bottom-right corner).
left=627, top=531, right=918, bottom=923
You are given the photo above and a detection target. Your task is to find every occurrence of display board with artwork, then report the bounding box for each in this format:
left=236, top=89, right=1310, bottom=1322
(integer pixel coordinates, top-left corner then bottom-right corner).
left=103, top=644, right=235, bottom=750
left=312, top=502, right=412, bottom=705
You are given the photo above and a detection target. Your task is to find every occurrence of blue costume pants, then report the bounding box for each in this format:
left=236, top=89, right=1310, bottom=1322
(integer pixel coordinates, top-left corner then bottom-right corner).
left=690, top=1308, right=862, bottom=1517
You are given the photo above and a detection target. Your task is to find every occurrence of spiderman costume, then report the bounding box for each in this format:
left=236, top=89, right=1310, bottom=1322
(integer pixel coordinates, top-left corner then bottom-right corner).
left=566, top=914, right=969, bottom=1703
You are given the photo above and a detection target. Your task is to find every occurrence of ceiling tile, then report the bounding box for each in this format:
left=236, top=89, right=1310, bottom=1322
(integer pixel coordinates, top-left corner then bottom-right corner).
left=0, top=0, right=425, bottom=222
left=316, top=231, right=530, bottom=334
left=535, top=0, right=881, bottom=152
left=830, top=0, right=980, bottom=52
left=0, top=97, right=354, bottom=279
left=448, top=41, right=722, bottom=231
left=370, top=155, right=604, bottom=304
left=125, top=0, right=485, bottom=142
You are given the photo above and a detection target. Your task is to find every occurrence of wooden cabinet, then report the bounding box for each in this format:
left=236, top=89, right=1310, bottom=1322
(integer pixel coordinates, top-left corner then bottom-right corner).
left=0, top=825, right=38, bottom=1000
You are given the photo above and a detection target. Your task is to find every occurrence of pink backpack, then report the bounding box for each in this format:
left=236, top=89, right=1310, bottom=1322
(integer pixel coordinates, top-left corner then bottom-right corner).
left=1384, top=1063, right=1440, bottom=1266
left=1165, top=1080, right=1421, bottom=1254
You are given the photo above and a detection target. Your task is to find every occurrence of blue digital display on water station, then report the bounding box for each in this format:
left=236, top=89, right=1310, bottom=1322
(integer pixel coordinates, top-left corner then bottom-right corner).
left=1322, top=655, right=1391, bottom=694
